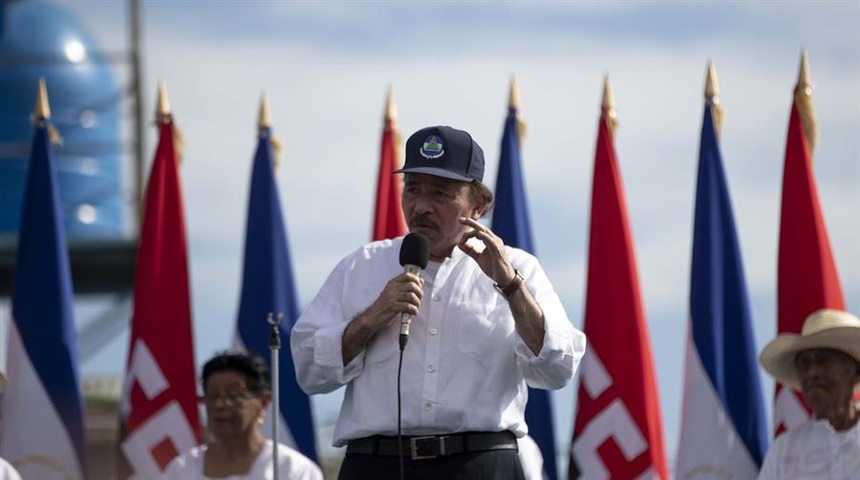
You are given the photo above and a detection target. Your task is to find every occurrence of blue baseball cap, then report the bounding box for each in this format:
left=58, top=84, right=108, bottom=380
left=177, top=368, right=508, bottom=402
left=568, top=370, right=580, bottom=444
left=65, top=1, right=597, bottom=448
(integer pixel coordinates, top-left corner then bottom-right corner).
left=393, top=126, right=485, bottom=182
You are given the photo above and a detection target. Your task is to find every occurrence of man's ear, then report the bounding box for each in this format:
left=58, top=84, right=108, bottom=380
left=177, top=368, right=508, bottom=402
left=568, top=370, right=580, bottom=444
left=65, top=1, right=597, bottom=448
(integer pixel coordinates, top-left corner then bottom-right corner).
left=471, top=198, right=487, bottom=219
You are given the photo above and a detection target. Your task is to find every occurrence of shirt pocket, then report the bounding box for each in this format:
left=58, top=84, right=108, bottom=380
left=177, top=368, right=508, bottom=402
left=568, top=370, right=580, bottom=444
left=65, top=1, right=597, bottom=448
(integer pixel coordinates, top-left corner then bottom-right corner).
left=455, top=301, right=516, bottom=368
left=364, top=321, right=401, bottom=366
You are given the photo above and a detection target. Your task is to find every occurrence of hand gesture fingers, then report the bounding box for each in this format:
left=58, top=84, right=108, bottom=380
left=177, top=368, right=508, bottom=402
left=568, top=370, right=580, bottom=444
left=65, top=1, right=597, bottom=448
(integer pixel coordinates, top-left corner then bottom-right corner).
left=457, top=217, right=515, bottom=285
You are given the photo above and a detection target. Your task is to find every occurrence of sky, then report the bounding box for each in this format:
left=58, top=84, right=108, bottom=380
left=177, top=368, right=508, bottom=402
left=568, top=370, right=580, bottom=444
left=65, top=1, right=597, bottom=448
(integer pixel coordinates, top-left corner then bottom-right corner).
left=4, top=0, right=860, bottom=473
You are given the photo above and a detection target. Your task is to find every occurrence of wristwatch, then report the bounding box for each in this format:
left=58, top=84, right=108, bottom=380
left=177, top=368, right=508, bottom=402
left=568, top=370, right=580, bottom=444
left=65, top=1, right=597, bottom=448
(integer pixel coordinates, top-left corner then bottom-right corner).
left=494, top=269, right=524, bottom=300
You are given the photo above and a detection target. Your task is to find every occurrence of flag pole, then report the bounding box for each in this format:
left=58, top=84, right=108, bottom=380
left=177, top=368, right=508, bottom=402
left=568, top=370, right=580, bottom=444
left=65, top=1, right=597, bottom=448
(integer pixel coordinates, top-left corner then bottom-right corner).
left=267, top=312, right=283, bottom=478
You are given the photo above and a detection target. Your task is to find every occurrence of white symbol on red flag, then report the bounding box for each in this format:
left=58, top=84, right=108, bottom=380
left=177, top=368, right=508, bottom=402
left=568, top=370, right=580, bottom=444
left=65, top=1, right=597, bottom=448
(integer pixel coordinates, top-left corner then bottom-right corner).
left=572, top=352, right=653, bottom=479
left=120, top=340, right=198, bottom=479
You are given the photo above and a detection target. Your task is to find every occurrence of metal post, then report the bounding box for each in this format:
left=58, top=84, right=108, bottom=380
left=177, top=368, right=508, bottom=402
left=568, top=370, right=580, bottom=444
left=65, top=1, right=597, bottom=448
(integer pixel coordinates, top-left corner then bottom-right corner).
left=129, top=0, right=145, bottom=226
left=267, top=312, right=283, bottom=479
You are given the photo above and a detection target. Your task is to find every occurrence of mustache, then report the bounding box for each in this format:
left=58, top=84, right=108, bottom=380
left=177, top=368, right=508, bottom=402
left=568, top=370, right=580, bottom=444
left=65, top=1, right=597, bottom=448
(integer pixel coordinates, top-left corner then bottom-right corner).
left=408, top=214, right=438, bottom=230
left=802, top=379, right=829, bottom=391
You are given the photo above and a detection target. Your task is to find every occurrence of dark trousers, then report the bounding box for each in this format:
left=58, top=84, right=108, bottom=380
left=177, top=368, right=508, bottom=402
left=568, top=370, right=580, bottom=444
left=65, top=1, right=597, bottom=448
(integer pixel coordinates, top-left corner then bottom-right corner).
left=338, top=450, right=526, bottom=480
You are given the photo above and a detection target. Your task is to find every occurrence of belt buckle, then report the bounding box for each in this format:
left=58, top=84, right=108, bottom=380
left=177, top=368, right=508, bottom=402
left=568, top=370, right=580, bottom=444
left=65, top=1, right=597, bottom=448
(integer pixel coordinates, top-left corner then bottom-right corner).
left=410, top=435, right=446, bottom=460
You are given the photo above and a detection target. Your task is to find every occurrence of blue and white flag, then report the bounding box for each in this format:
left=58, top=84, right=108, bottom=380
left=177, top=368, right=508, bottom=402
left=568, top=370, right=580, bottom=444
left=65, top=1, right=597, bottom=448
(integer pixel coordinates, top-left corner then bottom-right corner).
left=233, top=120, right=318, bottom=462
left=675, top=69, right=768, bottom=477
left=1, top=102, right=87, bottom=479
left=491, top=85, right=557, bottom=480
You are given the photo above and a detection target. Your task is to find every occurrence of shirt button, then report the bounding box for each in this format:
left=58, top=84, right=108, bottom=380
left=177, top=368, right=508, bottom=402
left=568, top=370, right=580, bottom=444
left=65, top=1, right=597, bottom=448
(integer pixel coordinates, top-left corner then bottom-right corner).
left=432, top=295, right=442, bottom=302
left=424, top=402, right=432, bottom=411
left=427, top=365, right=436, bottom=373
left=429, top=328, right=438, bottom=335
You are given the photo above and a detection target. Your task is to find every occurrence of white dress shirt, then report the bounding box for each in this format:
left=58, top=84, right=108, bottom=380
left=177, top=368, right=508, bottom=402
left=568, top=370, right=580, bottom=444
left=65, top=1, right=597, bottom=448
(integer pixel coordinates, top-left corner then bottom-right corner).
left=517, top=434, right=545, bottom=480
left=291, top=237, right=585, bottom=446
left=757, top=418, right=860, bottom=480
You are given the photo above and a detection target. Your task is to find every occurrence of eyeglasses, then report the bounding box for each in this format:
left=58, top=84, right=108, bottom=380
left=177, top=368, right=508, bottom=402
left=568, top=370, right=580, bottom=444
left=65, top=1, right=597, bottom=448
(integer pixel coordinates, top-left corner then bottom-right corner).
left=198, top=391, right=260, bottom=407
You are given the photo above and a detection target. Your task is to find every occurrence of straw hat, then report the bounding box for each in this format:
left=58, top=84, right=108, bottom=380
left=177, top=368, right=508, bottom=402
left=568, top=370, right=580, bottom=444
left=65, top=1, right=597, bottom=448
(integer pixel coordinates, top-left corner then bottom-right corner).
left=760, top=309, right=860, bottom=392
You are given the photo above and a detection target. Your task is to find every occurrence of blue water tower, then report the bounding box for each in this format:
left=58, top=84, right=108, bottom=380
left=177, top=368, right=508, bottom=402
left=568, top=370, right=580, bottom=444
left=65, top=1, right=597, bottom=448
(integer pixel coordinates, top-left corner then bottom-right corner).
left=0, top=0, right=124, bottom=239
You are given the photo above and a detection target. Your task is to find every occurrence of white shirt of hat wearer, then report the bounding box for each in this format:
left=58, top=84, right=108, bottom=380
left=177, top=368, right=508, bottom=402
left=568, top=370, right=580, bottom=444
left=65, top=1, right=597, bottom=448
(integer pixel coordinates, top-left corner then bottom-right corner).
left=756, top=418, right=859, bottom=480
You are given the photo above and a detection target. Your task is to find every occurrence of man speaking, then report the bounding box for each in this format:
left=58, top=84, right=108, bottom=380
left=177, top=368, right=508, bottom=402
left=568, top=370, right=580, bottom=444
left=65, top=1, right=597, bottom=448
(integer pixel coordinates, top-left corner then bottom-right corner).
left=291, top=125, right=585, bottom=479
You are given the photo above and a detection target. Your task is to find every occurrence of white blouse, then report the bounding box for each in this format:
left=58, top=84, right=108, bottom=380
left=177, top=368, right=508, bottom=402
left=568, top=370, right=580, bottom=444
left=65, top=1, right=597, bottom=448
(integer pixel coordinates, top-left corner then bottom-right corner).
left=160, top=441, right=322, bottom=480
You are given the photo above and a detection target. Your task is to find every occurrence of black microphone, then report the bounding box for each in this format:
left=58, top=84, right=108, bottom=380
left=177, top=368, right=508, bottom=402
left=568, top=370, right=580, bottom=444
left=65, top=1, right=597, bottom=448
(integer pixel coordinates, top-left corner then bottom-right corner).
left=398, top=233, right=429, bottom=351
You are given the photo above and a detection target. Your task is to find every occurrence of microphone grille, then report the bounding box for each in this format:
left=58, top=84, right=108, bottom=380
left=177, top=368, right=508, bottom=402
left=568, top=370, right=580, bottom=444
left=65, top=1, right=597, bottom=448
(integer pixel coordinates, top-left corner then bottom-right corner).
left=399, top=233, right=429, bottom=269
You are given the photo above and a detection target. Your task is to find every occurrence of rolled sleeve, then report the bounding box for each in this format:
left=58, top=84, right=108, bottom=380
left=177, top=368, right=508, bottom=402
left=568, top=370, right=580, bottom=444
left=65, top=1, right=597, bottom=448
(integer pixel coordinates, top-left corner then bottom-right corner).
left=290, top=257, right=362, bottom=394
left=515, top=307, right=586, bottom=390
left=512, top=255, right=586, bottom=390
left=311, top=322, right=365, bottom=384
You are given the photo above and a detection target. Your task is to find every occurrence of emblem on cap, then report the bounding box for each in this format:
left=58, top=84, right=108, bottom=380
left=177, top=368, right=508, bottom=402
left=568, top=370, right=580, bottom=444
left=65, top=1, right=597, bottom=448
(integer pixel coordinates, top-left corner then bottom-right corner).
left=419, top=135, right=444, bottom=159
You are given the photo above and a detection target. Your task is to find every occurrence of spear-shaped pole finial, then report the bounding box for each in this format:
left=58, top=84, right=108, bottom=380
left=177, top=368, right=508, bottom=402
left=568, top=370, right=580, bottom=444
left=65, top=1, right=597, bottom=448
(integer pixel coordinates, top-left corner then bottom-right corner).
left=34, top=77, right=51, bottom=121
left=508, top=75, right=521, bottom=111
left=601, top=73, right=618, bottom=136
left=156, top=80, right=171, bottom=123
left=797, top=48, right=812, bottom=95
left=384, top=85, right=397, bottom=124
left=705, top=60, right=724, bottom=137
left=602, top=74, right=616, bottom=113
left=705, top=59, right=720, bottom=103
left=258, top=91, right=272, bottom=130
left=794, top=48, right=818, bottom=154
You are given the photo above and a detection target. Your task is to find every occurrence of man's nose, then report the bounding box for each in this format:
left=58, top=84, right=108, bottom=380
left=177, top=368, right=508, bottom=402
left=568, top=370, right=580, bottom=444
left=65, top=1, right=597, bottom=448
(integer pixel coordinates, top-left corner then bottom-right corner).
left=801, top=359, right=825, bottom=379
left=413, top=194, right=433, bottom=213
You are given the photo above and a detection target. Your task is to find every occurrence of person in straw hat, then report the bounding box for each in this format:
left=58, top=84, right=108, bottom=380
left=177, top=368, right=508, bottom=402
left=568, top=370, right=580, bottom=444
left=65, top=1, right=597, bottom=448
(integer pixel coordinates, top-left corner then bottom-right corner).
left=757, top=308, right=860, bottom=479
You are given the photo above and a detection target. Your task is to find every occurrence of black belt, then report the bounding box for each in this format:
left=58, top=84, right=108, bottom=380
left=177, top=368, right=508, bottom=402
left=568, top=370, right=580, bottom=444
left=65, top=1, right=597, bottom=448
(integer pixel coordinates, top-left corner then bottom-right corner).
left=346, top=431, right=518, bottom=460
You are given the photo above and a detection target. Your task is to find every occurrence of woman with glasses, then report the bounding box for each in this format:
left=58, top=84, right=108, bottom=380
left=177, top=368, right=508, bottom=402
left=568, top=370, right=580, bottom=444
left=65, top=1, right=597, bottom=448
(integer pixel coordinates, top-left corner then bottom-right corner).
left=160, top=353, right=322, bottom=480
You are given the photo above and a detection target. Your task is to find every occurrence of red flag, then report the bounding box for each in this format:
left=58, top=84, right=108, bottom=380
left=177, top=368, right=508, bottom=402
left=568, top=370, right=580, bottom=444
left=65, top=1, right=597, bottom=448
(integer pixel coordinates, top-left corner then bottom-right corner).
left=773, top=51, right=845, bottom=435
left=371, top=86, right=407, bottom=241
left=570, top=77, right=669, bottom=480
left=117, top=84, right=202, bottom=478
